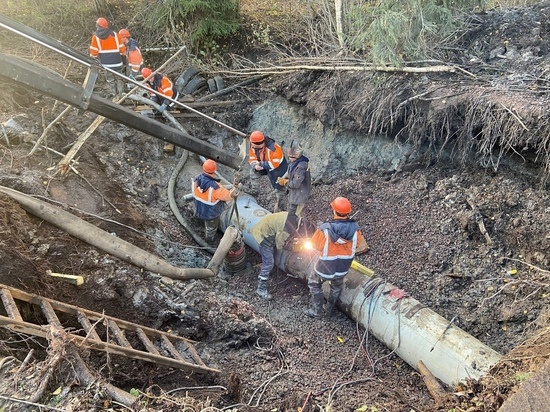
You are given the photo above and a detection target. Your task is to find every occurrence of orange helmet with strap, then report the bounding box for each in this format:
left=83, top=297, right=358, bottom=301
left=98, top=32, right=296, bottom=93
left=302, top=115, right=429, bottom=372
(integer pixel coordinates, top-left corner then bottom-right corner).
left=250, top=131, right=265, bottom=144
left=96, top=17, right=108, bottom=28
left=119, top=29, right=131, bottom=38
left=203, top=159, right=217, bottom=174
left=141, top=67, right=152, bottom=79
left=331, top=197, right=352, bottom=216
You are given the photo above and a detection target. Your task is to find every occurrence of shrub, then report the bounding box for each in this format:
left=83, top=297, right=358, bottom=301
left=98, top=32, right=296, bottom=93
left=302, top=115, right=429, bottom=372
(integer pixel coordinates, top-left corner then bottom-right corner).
left=136, top=0, right=240, bottom=53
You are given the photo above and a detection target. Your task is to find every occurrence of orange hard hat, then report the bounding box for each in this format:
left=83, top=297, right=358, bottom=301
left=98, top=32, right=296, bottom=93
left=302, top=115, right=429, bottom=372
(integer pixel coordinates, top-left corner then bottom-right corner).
left=119, top=29, right=131, bottom=38
left=141, top=67, right=152, bottom=78
left=250, top=131, right=265, bottom=144
left=330, top=197, right=352, bottom=215
left=96, top=17, right=108, bottom=28
left=203, top=159, right=217, bottom=174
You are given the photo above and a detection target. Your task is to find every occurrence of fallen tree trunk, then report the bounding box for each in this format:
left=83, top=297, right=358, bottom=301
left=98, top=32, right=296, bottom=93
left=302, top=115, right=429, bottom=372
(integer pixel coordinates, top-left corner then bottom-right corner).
left=0, top=186, right=214, bottom=280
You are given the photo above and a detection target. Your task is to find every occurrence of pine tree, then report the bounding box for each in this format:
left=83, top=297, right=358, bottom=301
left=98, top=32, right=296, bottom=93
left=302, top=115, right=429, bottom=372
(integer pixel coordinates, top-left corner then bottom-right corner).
left=343, top=0, right=488, bottom=65
left=139, top=0, right=240, bottom=51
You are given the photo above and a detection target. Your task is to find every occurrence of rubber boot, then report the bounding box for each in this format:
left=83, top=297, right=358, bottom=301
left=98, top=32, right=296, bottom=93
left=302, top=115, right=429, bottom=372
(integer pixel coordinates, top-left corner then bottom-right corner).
left=304, top=292, right=323, bottom=318
left=115, top=78, right=125, bottom=100
left=274, top=189, right=285, bottom=213
left=204, top=219, right=218, bottom=245
left=256, top=280, right=272, bottom=301
left=325, top=282, right=343, bottom=317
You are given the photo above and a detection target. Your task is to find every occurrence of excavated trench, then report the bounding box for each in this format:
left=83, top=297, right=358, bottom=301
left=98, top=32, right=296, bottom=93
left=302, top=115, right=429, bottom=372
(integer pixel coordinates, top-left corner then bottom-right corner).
left=2, top=9, right=550, bottom=409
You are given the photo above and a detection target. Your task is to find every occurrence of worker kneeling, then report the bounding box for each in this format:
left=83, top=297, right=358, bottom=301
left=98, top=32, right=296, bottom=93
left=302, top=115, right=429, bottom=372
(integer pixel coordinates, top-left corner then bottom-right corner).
left=192, top=159, right=239, bottom=244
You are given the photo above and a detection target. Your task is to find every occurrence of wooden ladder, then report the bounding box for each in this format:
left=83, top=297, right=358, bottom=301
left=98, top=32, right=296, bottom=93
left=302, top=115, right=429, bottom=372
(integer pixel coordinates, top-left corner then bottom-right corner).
left=0, top=283, right=219, bottom=374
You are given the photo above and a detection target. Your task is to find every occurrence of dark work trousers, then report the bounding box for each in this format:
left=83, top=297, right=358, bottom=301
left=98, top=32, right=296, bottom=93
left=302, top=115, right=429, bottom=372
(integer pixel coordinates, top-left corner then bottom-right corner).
left=258, top=235, right=276, bottom=281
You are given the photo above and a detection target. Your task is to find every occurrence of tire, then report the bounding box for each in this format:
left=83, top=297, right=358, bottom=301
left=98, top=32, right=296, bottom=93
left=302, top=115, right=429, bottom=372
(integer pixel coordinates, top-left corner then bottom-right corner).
left=214, top=75, right=224, bottom=91
left=175, top=66, right=200, bottom=92
left=207, top=78, right=217, bottom=93
left=183, top=75, right=206, bottom=95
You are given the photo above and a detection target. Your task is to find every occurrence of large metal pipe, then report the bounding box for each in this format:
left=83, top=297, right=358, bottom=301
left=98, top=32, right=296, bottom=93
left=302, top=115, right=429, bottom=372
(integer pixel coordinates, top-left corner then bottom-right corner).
left=221, top=196, right=502, bottom=387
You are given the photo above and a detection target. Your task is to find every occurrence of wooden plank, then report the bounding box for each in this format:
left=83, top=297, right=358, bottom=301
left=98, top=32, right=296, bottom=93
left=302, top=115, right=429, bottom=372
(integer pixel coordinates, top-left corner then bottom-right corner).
left=107, top=320, right=132, bottom=348
left=3, top=284, right=195, bottom=345
left=136, top=328, right=160, bottom=355
left=40, top=300, right=62, bottom=328
left=0, top=283, right=217, bottom=373
left=173, top=338, right=208, bottom=367
left=77, top=310, right=101, bottom=342
left=0, top=315, right=218, bottom=374
left=0, top=289, right=23, bottom=321
left=160, top=335, right=184, bottom=361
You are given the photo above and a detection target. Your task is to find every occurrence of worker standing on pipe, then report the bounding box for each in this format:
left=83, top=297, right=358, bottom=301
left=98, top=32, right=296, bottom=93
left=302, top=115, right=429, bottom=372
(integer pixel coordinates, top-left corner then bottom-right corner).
left=305, top=197, right=367, bottom=319
left=192, top=159, right=239, bottom=244
left=89, top=17, right=126, bottom=99
left=248, top=131, right=288, bottom=213
left=276, top=141, right=311, bottom=241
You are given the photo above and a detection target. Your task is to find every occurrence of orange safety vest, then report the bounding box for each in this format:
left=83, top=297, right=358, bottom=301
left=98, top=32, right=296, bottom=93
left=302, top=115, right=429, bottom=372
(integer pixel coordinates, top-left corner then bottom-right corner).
left=192, top=173, right=233, bottom=220
left=90, top=30, right=125, bottom=69
left=311, top=218, right=365, bottom=279
left=126, top=38, right=143, bottom=75
left=248, top=139, right=285, bottom=171
left=148, top=73, right=176, bottom=99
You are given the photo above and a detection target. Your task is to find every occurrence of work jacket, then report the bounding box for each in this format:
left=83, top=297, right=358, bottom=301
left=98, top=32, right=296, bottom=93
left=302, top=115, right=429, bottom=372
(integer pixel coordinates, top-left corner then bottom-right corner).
left=248, top=136, right=288, bottom=189
left=147, top=73, right=178, bottom=103
left=90, top=28, right=125, bottom=69
left=287, top=155, right=311, bottom=206
left=250, top=211, right=290, bottom=250
left=192, top=173, right=232, bottom=220
left=126, top=38, right=143, bottom=75
left=311, top=217, right=365, bottom=280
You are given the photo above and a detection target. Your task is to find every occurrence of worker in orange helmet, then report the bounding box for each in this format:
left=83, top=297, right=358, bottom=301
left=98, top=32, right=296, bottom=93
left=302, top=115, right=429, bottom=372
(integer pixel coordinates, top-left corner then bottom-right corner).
left=248, top=130, right=288, bottom=213
left=118, top=29, right=143, bottom=80
left=89, top=17, right=126, bottom=98
left=304, top=197, right=367, bottom=319
left=141, top=67, right=179, bottom=114
left=192, top=159, right=239, bottom=243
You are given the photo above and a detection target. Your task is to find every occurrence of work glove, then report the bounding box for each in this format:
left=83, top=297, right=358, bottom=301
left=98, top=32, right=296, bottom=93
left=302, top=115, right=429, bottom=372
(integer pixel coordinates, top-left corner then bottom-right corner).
left=158, top=102, right=168, bottom=113
left=276, top=177, right=288, bottom=186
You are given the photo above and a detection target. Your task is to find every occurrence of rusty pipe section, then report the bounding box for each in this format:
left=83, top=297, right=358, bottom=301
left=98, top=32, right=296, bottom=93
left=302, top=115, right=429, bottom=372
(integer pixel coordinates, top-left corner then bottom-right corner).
left=221, top=195, right=502, bottom=387
left=0, top=187, right=237, bottom=281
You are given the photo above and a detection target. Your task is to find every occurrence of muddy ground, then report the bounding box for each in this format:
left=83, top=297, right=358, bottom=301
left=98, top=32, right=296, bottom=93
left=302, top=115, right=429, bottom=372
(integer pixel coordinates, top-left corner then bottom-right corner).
left=1, top=2, right=550, bottom=412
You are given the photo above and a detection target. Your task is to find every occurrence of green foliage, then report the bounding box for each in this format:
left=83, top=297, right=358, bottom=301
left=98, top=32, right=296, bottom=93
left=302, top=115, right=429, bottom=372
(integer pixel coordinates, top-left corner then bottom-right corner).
left=2, top=0, right=94, bottom=41
left=514, top=372, right=530, bottom=381
left=345, top=0, right=489, bottom=66
left=137, top=0, right=240, bottom=52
